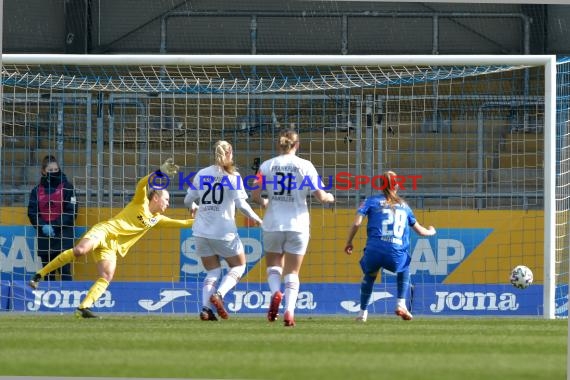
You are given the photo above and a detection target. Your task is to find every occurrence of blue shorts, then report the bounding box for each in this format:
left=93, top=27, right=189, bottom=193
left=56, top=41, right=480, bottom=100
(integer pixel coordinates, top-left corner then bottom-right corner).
left=359, top=241, right=411, bottom=275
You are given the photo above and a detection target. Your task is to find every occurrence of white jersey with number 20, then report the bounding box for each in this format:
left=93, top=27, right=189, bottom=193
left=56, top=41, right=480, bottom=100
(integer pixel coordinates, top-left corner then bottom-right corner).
left=186, top=165, right=247, bottom=240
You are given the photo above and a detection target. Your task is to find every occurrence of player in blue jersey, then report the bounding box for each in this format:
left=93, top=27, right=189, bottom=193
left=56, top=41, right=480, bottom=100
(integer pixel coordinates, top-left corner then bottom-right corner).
left=344, top=170, right=436, bottom=322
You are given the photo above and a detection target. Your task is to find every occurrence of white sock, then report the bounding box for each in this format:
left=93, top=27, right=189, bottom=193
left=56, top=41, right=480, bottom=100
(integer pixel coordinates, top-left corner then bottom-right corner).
left=283, top=273, right=300, bottom=314
left=202, top=268, right=221, bottom=309
left=357, top=309, right=368, bottom=321
left=217, top=264, right=246, bottom=297
left=397, top=298, right=407, bottom=308
left=266, top=266, right=283, bottom=294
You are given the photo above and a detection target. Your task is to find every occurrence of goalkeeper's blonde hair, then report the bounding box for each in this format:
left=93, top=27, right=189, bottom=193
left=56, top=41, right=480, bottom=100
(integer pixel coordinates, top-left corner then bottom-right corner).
left=147, top=189, right=166, bottom=202
left=214, top=140, right=235, bottom=174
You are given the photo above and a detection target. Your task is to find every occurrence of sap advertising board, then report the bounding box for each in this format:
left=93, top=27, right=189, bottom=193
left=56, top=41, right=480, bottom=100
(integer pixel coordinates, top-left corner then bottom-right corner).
left=0, top=226, right=554, bottom=316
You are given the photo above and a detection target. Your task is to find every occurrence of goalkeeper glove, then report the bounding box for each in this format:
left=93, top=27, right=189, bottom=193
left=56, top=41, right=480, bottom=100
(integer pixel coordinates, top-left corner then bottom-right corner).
left=159, top=158, right=179, bottom=177
left=41, top=224, right=55, bottom=237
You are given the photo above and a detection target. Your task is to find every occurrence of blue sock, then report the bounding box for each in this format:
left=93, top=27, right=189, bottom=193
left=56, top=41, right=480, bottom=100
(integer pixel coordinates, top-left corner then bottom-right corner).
left=397, top=269, right=411, bottom=300
left=360, top=273, right=376, bottom=310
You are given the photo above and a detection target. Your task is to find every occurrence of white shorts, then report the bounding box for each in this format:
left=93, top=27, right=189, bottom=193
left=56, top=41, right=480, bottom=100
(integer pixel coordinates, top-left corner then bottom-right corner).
left=262, top=231, right=310, bottom=256
left=193, top=236, right=244, bottom=258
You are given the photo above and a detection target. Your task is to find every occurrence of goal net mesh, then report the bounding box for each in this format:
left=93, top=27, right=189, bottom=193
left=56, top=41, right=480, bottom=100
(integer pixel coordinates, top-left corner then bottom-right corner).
left=0, top=57, right=560, bottom=317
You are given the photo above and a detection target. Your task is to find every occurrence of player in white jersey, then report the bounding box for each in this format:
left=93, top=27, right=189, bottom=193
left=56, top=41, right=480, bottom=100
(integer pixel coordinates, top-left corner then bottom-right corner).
left=252, top=128, right=334, bottom=327
left=184, top=140, right=263, bottom=321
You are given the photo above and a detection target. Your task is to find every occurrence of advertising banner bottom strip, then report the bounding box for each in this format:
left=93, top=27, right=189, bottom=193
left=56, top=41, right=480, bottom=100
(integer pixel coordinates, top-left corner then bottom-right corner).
left=0, top=280, right=558, bottom=317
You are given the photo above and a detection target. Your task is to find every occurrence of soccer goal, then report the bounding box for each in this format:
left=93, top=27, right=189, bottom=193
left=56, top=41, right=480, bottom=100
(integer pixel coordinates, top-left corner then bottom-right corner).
left=0, top=54, right=563, bottom=319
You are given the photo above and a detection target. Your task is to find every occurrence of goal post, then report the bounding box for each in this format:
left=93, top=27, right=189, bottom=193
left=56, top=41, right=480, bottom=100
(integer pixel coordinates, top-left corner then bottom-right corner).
left=0, top=54, right=561, bottom=319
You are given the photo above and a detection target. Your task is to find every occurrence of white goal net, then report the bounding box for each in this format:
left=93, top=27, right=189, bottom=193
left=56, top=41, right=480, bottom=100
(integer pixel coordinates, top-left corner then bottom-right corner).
left=0, top=54, right=561, bottom=319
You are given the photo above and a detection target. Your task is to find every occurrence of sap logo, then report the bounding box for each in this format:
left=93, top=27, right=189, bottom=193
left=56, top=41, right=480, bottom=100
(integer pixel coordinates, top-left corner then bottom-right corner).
left=0, top=231, right=41, bottom=274
left=27, top=289, right=115, bottom=311
left=430, top=291, right=519, bottom=313
left=228, top=290, right=316, bottom=312
left=400, top=229, right=492, bottom=278
left=339, top=291, right=393, bottom=312
left=138, top=290, right=191, bottom=311
left=409, top=239, right=466, bottom=276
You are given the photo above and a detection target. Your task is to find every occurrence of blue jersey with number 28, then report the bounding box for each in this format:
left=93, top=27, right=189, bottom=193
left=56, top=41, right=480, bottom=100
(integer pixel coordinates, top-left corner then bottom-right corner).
left=357, top=194, right=417, bottom=257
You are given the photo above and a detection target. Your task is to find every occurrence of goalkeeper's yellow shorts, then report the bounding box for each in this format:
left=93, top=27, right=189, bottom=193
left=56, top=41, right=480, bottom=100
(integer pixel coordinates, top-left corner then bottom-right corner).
left=83, top=225, right=119, bottom=263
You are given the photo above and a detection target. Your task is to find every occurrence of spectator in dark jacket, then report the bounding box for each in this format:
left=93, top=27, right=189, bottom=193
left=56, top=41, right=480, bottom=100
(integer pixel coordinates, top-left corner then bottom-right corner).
left=27, top=155, right=77, bottom=281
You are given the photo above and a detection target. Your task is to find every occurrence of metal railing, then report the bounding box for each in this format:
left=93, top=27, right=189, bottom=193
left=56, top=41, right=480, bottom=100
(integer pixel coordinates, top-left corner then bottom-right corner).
left=160, top=10, right=531, bottom=55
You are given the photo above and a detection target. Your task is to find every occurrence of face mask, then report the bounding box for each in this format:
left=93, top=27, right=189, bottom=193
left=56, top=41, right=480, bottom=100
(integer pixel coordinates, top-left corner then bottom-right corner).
left=44, top=171, right=62, bottom=186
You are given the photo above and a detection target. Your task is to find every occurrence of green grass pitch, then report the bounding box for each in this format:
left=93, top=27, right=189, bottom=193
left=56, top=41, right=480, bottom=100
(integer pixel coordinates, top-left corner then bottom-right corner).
left=0, top=314, right=566, bottom=380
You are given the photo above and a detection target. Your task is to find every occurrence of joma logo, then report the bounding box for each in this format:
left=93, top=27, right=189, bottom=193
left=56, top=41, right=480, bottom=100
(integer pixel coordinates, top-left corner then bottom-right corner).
left=27, top=290, right=115, bottom=311
left=430, top=291, right=518, bottom=313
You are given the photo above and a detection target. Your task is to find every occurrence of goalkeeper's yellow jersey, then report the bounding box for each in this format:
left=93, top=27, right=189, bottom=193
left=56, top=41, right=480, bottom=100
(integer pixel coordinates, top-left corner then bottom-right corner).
left=92, top=173, right=193, bottom=257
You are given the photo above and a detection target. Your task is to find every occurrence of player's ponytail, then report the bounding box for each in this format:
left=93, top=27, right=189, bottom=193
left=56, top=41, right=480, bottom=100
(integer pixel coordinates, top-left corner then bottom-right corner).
left=278, top=128, right=298, bottom=154
left=382, top=170, right=404, bottom=209
left=214, top=140, right=235, bottom=174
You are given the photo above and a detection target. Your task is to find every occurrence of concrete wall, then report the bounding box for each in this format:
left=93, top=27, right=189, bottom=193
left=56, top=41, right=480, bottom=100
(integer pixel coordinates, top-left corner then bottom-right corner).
left=4, top=0, right=65, bottom=53
left=3, top=1, right=569, bottom=55
left=547, top=4, right=570, bottom=54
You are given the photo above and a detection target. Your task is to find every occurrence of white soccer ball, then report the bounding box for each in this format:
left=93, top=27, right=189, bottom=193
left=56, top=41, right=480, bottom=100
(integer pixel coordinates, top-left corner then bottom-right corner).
left=510, top=265, right=533, bottom=289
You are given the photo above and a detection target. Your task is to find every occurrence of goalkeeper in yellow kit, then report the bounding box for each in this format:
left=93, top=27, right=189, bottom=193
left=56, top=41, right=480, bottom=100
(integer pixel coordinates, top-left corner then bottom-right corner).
left=28, top=159, right=193, bottom=318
